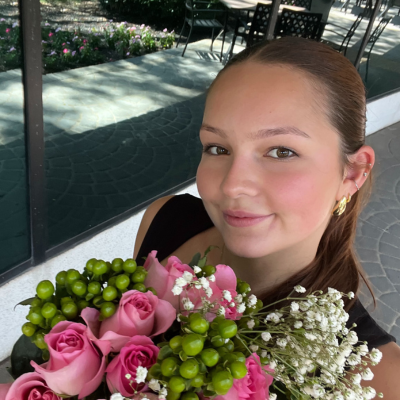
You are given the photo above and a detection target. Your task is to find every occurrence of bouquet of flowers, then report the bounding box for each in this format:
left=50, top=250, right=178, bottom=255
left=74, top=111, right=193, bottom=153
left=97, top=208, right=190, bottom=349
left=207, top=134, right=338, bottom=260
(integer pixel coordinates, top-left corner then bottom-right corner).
left=2, top=247, right=383, bottom=400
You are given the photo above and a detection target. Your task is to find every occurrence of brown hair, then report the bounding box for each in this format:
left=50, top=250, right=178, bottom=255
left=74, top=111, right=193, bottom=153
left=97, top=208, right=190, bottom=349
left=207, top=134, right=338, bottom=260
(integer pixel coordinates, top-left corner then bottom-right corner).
left=208, top=37, right=374, bottom=310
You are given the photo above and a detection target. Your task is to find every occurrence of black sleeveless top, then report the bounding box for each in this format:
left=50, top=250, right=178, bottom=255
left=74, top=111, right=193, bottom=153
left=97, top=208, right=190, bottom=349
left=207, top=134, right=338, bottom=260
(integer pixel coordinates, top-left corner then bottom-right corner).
left=136, top=194, right=397, bottom=350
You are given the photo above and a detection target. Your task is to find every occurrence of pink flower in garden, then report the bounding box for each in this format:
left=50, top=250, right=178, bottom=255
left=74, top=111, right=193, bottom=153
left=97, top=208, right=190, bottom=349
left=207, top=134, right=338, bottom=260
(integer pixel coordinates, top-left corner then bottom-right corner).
left=163, top=28, right=167, bottom=32
left=45, top=22, right=50, bottom=26
left=31, top=321, right=110, bottom=399
left=82, top=290, right=176, bottom=352
left=106, top=336, right=159, bottom=397
left=63, top=48, right=68, bottom=54
left=83, top=39, right=87, bottom=43
left=0, top=18, right=5, bottom=22
left=0, top=372, right=62, bottom=400
left=135, top=34, right=140, bottom=38
left=80, top=46, right=84, bottom=51
left=48, top=32, right=53, bottom=37
left=5, top=28, right=10, bottom=33
left=214, top=354, right=274, bottom=400
left=62, top=42, right=65, bottom=45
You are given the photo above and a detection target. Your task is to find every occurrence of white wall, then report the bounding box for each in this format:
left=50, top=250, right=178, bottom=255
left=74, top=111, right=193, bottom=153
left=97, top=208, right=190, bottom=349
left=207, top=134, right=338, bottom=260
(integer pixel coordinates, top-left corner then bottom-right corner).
left=1, top=91, right=400, bottom=362
left=0, top=185, right=200, bottom=362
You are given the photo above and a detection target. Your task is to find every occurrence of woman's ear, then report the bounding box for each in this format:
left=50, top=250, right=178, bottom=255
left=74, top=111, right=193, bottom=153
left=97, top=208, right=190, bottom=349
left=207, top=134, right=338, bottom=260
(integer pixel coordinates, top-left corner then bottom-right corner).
left=336, top=145, right=375, bottom=199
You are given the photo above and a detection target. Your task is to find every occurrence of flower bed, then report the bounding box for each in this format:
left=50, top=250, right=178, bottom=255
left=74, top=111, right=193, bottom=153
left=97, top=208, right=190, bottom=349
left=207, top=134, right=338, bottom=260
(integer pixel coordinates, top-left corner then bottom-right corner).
left=0, top=18, right=175, bottom=74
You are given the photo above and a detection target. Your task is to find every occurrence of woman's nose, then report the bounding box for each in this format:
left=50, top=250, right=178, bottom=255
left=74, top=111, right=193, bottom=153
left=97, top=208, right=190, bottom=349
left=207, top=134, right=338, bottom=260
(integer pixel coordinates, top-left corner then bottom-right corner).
left=220, top=157, right=260, bottom=199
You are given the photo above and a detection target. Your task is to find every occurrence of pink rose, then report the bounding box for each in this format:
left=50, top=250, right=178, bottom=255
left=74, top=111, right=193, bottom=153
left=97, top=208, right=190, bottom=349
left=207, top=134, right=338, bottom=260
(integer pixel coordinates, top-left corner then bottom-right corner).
left=106, top=336, right=159, bottom=396
left=143, top=251, right=196, bottom=310
left=214, top=354, right=274, bottom=400
left=48, top=33, right=53, bottom=37
left=0, top=383, right=11, bottom=400
left=82, top=290, right=175, bottom=352
left=5, top=28, right=10, bottom=33
left=31, top=321, right=110, bottom=399
left=3, top=372, right=61, bottom=400
left=63, top=49, right=68, bottom=54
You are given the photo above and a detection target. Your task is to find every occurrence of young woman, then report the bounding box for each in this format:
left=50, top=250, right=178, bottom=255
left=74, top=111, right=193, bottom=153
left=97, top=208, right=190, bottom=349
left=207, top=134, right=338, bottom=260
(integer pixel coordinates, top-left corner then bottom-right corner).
left=134, top=37, right=400, bottom=398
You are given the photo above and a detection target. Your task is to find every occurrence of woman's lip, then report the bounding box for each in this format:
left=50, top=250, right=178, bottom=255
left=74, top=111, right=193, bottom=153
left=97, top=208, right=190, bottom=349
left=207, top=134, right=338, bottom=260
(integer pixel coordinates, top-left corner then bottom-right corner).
left=223, top=210, right=266, bottom=218
left=223, top=213, right=272, bottom=227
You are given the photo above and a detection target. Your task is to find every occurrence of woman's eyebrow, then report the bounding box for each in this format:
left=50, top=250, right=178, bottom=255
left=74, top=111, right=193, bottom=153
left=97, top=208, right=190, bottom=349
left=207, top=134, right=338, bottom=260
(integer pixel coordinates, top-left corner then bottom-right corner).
left=200, top=124, right=310, bottom=139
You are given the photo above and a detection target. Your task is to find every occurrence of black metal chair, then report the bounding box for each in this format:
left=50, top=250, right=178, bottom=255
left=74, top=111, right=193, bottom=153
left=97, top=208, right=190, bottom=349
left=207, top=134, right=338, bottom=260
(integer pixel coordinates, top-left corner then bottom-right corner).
left=275, top=8, right=323, bottom=40
left=280, top=0, right=312, bottom=10
left=228, top=2, right=273, bottom=60
left=176, top=0, right=228, bottom=59
left=323, top=5, right=372, bottom=55
left=359, top=16, right=392, bottom=81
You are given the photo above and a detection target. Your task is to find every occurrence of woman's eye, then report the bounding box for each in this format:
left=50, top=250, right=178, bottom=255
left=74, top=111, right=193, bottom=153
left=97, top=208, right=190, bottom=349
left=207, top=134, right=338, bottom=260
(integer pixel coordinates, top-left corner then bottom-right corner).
left=203, top=145, right=229, bottom=155
left=267, top=147, right=296, bottom=159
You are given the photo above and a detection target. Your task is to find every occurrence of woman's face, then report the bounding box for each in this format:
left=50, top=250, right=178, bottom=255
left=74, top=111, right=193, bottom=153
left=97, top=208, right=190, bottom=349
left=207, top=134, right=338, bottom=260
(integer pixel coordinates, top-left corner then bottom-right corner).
left=196, top=62, right=346, bottom=259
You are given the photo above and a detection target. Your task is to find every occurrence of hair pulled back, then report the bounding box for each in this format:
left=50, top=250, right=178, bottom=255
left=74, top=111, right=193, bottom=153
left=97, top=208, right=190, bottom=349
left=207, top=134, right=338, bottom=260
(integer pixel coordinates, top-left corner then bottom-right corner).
left=208, top=37, right=374, bottom=310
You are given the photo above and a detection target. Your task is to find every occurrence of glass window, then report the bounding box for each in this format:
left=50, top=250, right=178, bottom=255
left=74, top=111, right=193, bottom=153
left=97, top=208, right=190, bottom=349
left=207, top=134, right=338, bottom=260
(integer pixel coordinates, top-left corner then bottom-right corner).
left=0, top=10, right=31, bottom=274
left=41, top=0, right=223, bottom=248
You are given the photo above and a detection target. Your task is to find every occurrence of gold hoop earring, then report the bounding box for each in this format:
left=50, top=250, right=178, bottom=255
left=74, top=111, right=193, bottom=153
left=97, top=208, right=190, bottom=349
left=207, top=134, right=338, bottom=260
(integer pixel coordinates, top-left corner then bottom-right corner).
left=332, top=194, right=351, bottom=216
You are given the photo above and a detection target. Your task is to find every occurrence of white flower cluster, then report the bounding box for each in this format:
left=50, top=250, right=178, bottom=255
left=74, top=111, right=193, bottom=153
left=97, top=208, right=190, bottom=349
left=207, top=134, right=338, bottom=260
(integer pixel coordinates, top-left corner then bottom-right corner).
left=252, top=288, right=383, bottom=400
left=147, top=379, right=168, bottom=399
left=171, top=268, right=213, bottom=299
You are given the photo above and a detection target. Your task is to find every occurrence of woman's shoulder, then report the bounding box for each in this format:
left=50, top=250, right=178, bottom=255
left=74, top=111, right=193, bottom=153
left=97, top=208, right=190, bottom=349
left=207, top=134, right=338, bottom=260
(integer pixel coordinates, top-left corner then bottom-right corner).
left=134, top=193, right=213, bottom=263
left=347, top=298, right=397, bottom=350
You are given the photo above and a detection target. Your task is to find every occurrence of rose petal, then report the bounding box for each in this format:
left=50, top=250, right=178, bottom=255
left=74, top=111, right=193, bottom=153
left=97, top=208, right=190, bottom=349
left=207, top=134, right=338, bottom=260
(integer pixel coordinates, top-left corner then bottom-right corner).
left=214, top=264, right=237, bottom=291
left=0, top=383, right=12, bottom=400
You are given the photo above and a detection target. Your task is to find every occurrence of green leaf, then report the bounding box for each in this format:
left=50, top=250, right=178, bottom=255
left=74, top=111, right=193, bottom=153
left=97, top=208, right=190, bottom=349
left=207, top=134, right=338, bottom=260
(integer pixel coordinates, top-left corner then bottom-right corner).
left=13, top=297, right=36, bottom=310
left=198, top=256, right=207, bottom=269
left=10, top=334, right=43, bottom=379
left=188, top=252, right=201, bottom=267
left=204, top=245, right=219, bottom=257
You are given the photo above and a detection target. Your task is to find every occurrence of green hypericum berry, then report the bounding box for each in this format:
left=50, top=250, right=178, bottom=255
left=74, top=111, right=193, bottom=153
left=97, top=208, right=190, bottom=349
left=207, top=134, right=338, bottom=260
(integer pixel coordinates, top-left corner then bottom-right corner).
left=131, top=270, right=146, bottom=283
left=66, top=269, right=81, bottom=285
left=148, top=363, right=162, bottom=380
left=88, top=281, right=102, bottom=295
left=55, top=271, right=67, bottom=286
left=111, top=258, right=123, bottom=273
left=71, top=280, right=87, bottom=297
left=60, top=296, right=74, bottom=305
left=181, top=392, right=199, bottom=400
left=212, top=370, right=233, bottom=395
left=202, top=265, right=216, bottom=277
left=181, top=334, right=204, bottom=356
left=210, top=336, right=225, bottom=348
left=224, top=340, right=234, bottom=352
left=168, top=376, right=185, bottom=393
left=41, top=303, right=57, bottom=319
left=93, top=295, right=103, bottom=308
left=36, top=280, right=55, bottom=300
left=236, top=282, right=251, bottom=295
left=61, top=301, right=78, bottom=319
left=169, top=335, right=183, bottom=352
left=32, top=331, right=47, bottom=350
left=146, top=287, right=157, bottom=296
left=115, top=274, right=130, bottom=290
left=200, top=348, right=219, bottom=367
left=93, top=261, right=108, bottom=276
left=51, top=314, right=67, bottom=328
left=179, top=359, right=199, bottom=379
left=189, top=312, right=202, bottom=322
left=230, top=361, right=247, bottom=379
left=123, top=259, right=137, bottom=274
left=77, top=300, right=90, bottom=311
left=85, top=258, right=97, bottom=273
left=132, top=283, right=146, bottom=292
left=30, top=298, right=43, bottom=308
left=218, top=319, right=237, bottom=339
left=221, top=353, right=238, bottom=364
left=190, top=373, right=204, bottom=388
left=22, top=322, right=37, bottom=337
left=100, top=302, right=116, bottom=318
left=232, top=352, right=246, bottom=363
left=161, top=357, right=179, bottom=377
left=189, top=317, right=209, bottom=334
left=108, top=276, right=117, bottom=287
left=217, top=347, right=229, bottom=357
left=103, top=286, right=118, bottom=301
left=28, top=307, right=44, bottom=325
left=166, top=390, right=181, bottom=400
